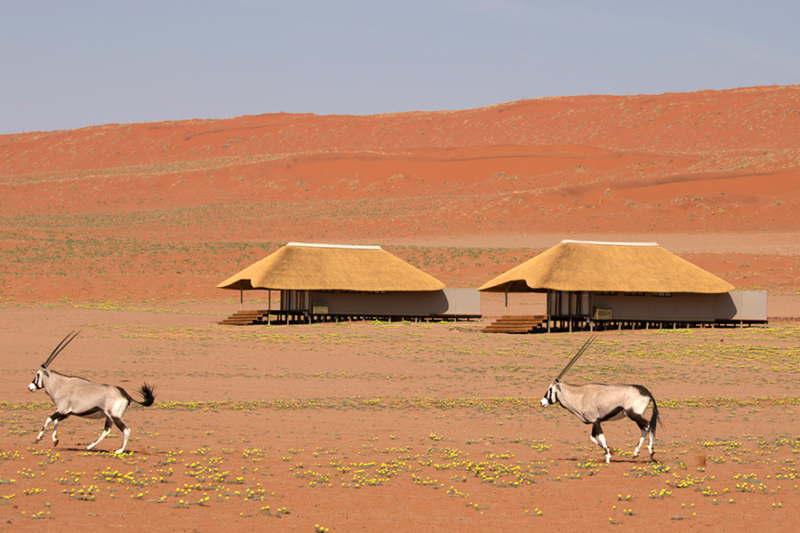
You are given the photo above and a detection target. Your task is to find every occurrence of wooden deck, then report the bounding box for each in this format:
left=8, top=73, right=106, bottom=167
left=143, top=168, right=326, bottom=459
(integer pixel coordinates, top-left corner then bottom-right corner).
left=219, top=310, right=481, bottom=326
left=222, top=311, right=767, bottom=331
left=219, top=310, right=272, bottom=326
left=482, top=315, right=547, bottom=334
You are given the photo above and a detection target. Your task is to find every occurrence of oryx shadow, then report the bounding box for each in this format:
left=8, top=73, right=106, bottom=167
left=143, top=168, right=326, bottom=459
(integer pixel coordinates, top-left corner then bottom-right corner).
left=560, top=455, right=658, bottom=464
left=51, top=445, right=145, bottom=456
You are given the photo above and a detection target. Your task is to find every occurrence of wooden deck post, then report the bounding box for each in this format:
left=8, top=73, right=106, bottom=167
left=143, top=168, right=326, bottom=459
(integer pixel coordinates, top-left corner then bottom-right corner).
left=240, top=288, right=243, bottom=310
left=268, top=289, right=271, bottom=325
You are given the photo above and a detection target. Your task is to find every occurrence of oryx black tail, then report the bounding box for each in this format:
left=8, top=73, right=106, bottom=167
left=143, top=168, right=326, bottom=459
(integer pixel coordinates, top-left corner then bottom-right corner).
left=120, top=383, right=156, bottom=407
left=136, top=383, right=155, bottom=407
left=646, top=391, right=664, bottom=436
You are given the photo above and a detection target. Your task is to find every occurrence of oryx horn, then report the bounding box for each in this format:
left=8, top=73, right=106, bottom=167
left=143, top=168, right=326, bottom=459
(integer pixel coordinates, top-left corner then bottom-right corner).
left=555, top=334, right=597, bottom=381
left=42, top=330, right=81, bottom=368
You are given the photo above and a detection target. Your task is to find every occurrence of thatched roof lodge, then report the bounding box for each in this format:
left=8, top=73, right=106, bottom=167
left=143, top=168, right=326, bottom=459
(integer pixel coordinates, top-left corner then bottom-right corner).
left=480, top=240, right=765, bottom=333
left=479, top=240, right=734, bottom=294
left=218, top=242, right=445, bottom=292
left=218, top=243, right=479, bottom=325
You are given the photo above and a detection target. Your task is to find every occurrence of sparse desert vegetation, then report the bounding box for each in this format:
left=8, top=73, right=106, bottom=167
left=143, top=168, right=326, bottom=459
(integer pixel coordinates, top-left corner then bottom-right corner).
left=1, top=312, right=800, bottom=531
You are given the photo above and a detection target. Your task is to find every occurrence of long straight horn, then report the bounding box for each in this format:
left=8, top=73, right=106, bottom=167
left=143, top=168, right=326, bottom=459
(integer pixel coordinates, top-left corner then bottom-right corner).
left=555, top=334, right=597, bottom=382
left=43, top=330, right=80, bottom=368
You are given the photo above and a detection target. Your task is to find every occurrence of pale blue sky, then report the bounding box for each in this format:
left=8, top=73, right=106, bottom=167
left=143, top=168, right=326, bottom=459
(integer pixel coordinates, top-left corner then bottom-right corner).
left=1, top=1, right=797, bottom=134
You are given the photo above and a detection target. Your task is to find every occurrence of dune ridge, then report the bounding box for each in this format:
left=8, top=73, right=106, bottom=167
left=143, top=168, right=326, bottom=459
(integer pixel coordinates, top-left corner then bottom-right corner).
left=1, top=85, right=799, bottom=302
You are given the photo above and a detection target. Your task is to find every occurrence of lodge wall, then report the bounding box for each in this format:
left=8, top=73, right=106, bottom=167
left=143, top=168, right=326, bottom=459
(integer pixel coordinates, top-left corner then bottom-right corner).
left=547, top=290, right=767, bottom=322
left=281, top=288, right=481, bottom=317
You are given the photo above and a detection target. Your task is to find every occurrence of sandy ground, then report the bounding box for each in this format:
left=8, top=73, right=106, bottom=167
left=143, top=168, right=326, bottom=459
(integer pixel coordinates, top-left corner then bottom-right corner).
left=1, top=305, right=799, bottom=532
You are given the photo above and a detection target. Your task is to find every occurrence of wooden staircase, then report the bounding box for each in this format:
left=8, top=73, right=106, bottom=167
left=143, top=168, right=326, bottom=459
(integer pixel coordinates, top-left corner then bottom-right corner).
left=219, top=309, right=270, bottom=326
left=482, top=315, right=547, bottom=334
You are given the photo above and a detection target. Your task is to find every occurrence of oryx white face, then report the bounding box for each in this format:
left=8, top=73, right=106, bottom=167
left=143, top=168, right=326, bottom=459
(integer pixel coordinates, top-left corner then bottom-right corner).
left=29, top=368, right=47, bottom=392
left=541, top=382, right=560, bottom=407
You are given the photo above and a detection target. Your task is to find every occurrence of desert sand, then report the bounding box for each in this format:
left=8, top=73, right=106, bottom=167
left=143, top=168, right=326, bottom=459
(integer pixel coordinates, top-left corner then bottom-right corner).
left=1, top=85, right=799, bottom=531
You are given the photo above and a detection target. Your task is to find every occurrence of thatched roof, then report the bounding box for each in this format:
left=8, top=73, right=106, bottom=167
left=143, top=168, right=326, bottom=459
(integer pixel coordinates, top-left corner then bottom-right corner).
left=217, top=242, right=445, bottom=292
left=479, top=240, right=734, bottom=294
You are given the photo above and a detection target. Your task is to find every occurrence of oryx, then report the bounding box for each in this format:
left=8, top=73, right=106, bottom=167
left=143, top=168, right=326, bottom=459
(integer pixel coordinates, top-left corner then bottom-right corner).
left=540, top=335, right=661, bottom=463
left=28, top=331, right=155, bottom=454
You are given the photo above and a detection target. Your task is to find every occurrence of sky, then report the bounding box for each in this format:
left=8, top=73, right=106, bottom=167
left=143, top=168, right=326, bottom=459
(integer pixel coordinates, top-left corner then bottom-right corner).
left=1, top=1, right=798, bottom=135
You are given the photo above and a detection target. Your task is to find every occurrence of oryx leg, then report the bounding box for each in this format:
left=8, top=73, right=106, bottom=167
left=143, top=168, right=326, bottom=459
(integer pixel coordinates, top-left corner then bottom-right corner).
left=37, top=412, right=69, bottom=446
left=112, top=417, right=131, bottom=454
left=591, top=422, right=612, bottom=463
left=628, top=412, right=656, bottom=461
left=86, top=417, right=114, bottom=451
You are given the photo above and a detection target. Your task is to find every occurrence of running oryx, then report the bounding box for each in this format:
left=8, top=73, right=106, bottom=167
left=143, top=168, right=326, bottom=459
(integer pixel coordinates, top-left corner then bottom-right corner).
left=28, top=331, right=155, bottom=454
left=540, top=335, right=661, bottom=463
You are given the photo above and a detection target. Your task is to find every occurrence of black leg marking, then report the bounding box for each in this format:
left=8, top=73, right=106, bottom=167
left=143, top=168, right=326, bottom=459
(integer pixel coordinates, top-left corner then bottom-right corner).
left=39, top=411, right=69, bottom=435
left=112, top=417, right=128, bottom=433
left=46, top=412, right=70, bottom=447
left=628, top=412, right=650, bottom=435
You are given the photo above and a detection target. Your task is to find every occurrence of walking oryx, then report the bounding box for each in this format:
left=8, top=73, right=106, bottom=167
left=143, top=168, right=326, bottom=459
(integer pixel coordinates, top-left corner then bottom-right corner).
left=540, top=335, right=661, bottom=463
left=28, top=331, right=155, bottom=454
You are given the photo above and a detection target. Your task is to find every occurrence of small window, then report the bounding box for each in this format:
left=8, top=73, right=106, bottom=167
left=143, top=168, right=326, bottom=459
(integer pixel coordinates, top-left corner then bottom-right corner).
left=596, top=291, right=617, bottom=295
left=652, top=292, right=673, bottom=297
left=623, top=292, right=646, bottom=296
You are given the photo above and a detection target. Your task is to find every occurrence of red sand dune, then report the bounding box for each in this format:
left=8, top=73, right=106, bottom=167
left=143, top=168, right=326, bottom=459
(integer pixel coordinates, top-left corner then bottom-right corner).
left=1, top=85, right=799, bottom=302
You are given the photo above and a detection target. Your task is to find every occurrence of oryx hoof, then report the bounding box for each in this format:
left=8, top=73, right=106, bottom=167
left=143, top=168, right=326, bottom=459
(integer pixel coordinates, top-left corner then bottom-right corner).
left=53, top=439, right=59, bottom=447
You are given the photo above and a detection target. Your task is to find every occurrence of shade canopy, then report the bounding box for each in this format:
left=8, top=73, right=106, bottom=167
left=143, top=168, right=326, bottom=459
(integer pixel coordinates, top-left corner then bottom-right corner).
left=217, top=242, right=445, bottom=292
left=479, top=240, right=735, bottom=294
